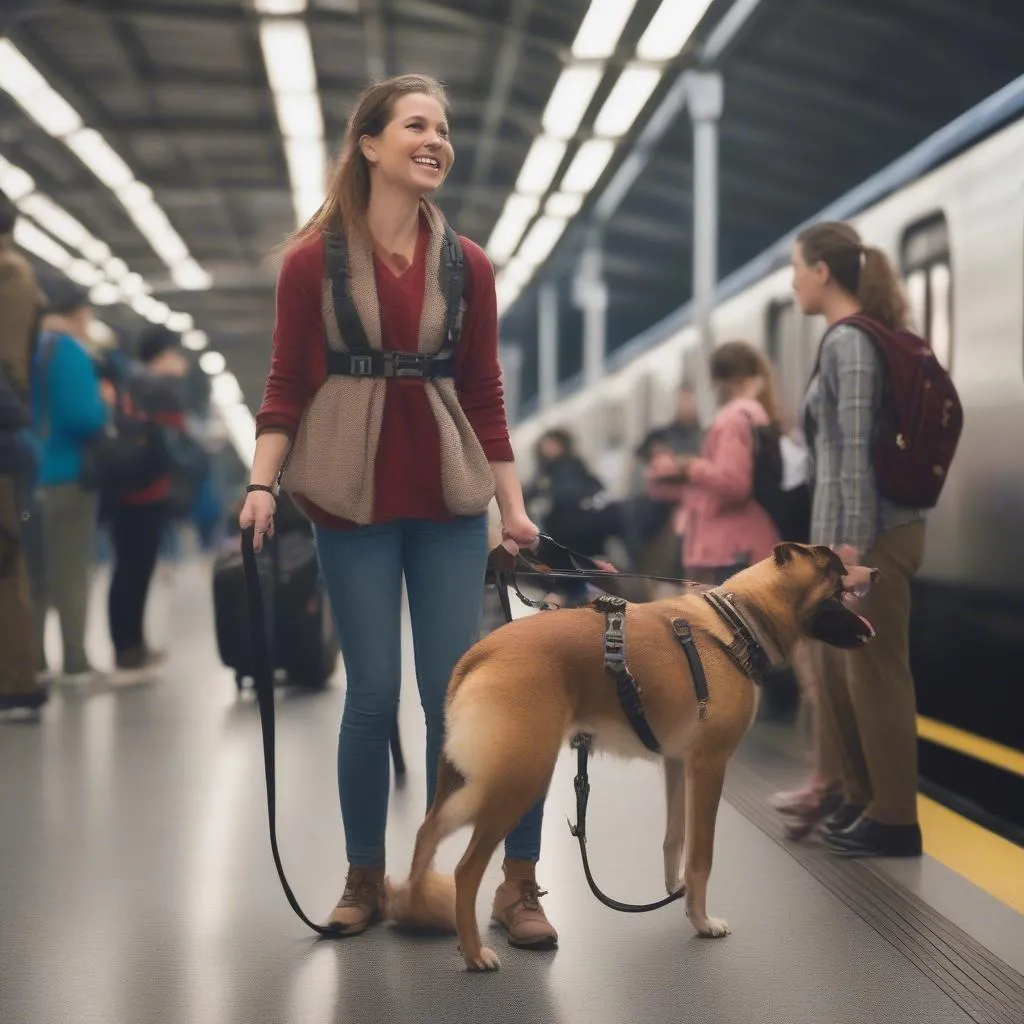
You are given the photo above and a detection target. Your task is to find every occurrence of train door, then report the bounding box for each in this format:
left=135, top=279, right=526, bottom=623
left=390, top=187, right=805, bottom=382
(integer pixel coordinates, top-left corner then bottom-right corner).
left=900, top=212, right=953, bottom=369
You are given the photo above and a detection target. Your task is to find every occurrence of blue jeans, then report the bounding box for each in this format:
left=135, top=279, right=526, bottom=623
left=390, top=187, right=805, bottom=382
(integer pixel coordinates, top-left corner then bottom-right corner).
left=315, top=515, right=546, bottom=867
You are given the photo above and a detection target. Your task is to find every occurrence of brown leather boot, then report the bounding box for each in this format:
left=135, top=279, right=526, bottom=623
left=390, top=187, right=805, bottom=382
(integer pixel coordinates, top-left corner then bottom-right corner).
left=490, top=860, right=558, bottom=950
left=323, top=865, right=385, bottom=936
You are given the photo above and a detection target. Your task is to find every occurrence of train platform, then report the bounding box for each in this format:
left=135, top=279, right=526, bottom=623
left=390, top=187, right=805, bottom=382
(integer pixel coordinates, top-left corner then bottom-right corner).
left=1, top=555, right=1022, bottom=1024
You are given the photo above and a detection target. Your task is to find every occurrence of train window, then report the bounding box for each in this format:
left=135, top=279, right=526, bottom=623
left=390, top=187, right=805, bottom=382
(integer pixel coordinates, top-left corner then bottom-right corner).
left=766, top=299, right=794, bottom=368
left=900, top=213, right=953, bottom=370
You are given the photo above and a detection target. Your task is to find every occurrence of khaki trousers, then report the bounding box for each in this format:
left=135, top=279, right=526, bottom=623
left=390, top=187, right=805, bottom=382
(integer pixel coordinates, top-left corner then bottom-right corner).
left=816, top=521, right=926, bottom=826
left=0, top=476, right=39, bottom=697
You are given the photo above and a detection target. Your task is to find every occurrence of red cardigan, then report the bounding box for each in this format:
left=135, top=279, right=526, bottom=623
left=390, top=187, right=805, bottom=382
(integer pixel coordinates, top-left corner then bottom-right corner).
left=255, top=220, right=514, bottom=531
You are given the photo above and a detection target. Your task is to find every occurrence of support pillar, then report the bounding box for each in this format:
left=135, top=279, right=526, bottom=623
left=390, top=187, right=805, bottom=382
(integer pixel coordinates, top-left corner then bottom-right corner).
left=684, top=70, right=724, bottom=429
left=573, top=238, right=608, bottom=389
left=537, top=283, right=559, bottom=411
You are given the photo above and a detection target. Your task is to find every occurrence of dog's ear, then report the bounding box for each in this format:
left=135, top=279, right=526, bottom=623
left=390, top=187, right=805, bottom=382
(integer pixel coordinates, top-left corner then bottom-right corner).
left=773, top=542, right=802, bottom=567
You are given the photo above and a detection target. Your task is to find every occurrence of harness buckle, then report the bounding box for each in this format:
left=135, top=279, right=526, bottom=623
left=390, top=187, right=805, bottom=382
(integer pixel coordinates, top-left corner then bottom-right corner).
left=388, top=353, right=429, bottom=378
left=350, top=354, right=373, bottom=376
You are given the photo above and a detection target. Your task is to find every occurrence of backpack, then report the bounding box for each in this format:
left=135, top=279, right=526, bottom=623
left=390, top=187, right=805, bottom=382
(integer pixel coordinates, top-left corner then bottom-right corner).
left=746, top=415, right=812, bottom=543
left=817, top=314, right=963, bottom=509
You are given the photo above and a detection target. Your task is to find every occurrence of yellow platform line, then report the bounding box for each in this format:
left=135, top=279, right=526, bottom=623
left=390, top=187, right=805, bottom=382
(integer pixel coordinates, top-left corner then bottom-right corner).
left=917, top=715, right=1024, bottom=779
left=918, top=793, right=1024, bottom=914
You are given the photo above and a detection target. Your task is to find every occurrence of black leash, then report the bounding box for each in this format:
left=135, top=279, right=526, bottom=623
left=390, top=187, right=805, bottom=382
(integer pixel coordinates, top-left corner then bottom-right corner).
left=240, top=526, right=336, bottom=937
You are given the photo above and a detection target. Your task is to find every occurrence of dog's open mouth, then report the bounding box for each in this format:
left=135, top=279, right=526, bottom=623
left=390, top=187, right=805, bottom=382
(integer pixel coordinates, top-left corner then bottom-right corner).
left=809, top=595, right=875, bottom=649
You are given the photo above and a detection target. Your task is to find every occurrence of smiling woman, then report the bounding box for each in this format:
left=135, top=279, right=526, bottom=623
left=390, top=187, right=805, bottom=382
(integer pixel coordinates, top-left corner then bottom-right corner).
left=237, top=73, right=558, bottom=949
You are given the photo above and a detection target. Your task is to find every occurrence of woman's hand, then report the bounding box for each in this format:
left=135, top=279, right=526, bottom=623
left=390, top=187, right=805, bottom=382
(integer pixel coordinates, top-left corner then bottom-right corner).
left=833, top=543, right=859, bottom=568
left=239, top=490, right=277, bottom=552
left=646, top=451, right=693, bottom=482
left=499, top=510, right=540, bottom=556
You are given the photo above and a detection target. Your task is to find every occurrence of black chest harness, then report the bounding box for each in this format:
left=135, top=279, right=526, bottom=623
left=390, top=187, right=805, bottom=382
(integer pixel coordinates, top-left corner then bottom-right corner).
left=568, top=590, right=774, bottom=914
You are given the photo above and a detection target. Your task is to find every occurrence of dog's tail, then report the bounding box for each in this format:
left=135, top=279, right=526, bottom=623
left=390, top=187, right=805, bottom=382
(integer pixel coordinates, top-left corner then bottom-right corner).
left=383, top=753, right=467, bottom=934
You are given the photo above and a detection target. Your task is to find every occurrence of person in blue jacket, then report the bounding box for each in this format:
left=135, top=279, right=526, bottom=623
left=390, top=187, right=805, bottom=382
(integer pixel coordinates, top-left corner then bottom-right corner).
left=31, top=279, right=108, bottom=683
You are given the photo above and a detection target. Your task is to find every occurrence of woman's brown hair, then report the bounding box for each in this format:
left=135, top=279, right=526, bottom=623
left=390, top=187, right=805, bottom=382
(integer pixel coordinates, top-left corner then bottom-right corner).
left=709, top=340, right=781, bottom=427
left=797, top=220, right=909, bottom=330
left=286, top=74, right=450, bottom=248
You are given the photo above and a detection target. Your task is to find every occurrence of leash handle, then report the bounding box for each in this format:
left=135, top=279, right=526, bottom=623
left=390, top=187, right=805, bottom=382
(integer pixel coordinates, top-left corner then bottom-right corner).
left=240, top=526, right=336, bottom=937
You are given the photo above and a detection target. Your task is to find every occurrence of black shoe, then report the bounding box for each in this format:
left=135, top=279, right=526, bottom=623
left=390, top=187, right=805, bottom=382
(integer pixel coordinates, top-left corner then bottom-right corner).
left=822, top=803, right=865, bottom=835
left=0, top=687, right=49, bottom=712
left=824, top=817, right=922, bottom=858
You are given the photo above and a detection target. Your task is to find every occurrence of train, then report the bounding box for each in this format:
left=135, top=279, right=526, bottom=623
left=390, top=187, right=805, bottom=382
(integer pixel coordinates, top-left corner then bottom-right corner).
left=508, top=77, right=1024, bottom=842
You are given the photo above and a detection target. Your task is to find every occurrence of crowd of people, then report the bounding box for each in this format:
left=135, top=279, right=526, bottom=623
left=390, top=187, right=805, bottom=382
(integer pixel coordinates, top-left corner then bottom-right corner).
left=0, top=190, right=213, bottom=716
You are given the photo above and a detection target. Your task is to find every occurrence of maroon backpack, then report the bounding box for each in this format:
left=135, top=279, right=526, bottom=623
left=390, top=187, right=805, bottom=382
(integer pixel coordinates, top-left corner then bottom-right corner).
left=815, top=314, right=963, bottom=509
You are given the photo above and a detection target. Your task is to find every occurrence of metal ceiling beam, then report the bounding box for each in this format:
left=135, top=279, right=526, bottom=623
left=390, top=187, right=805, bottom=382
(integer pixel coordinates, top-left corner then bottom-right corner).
left=463, top=0, right=537, bottom=206
left=361, top=0, right=390, bottom=81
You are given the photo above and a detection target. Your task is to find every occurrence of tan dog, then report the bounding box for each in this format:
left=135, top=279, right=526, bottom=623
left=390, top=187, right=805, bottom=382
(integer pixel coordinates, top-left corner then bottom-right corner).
left=385, top=543, right=877, bottom=971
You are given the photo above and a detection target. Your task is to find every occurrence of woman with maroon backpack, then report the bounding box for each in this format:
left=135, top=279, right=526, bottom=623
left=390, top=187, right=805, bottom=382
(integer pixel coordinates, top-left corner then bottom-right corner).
left=238, top=75, right=555, bottom=946
left=781, top=220, right=956, bottom=858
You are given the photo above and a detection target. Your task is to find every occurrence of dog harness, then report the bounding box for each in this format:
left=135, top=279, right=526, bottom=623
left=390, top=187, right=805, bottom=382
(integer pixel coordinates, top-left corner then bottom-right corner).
left=702, top=589, right=775, bottom=684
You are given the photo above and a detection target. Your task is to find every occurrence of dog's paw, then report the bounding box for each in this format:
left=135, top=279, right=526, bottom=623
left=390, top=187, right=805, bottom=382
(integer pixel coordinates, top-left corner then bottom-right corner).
left=695, top=916, right=731, bottom=938
left=463, top=946, right=501, bottom=971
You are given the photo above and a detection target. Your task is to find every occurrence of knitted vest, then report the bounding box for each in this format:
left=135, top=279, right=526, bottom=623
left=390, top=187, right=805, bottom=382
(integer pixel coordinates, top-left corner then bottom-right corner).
left=280, top=201, right=495, bottom=524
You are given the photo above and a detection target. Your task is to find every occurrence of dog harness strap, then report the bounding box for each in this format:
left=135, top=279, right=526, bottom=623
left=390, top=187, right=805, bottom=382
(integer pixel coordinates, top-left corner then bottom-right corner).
left=568, top=733, right=686, bottom=914
left=703, top=590, right=773, bottom=683
left=670, top=618, right=710, bottom=721
left=593, top=595, right=661, bottom=754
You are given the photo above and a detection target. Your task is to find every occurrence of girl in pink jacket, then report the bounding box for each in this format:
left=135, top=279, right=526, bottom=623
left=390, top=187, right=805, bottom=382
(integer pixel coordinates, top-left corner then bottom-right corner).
left=647, top=341, right=781, bottom=584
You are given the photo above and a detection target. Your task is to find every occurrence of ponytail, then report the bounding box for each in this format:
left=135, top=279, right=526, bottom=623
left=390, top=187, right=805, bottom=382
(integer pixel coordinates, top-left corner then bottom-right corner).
left=797, top=221, right=909, bottom=330
left=858, top=245, right=908, bottom=330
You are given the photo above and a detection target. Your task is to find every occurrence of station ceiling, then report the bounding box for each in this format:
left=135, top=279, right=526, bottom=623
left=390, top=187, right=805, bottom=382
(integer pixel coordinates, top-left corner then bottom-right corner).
left=2, top=0, right=1024, bottom=413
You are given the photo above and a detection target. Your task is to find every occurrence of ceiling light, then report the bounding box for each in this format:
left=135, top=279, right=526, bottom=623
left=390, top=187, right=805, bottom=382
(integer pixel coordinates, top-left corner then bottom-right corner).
left=593, top=64, right=662, bottom=137
left=0, top=156, right=35, bottom=201
left=542, top=66, right=604, bottom=140
left=145, top=300, right=171, bottom=325
left=274, top=91, right=323, bottom=138
left=545, top=192, right=584, bottom=217
left=19, top=192, right=92, bottom=250
left=183, top=329, right=209, bottom=352
left=515, top=136, right=568, bottom=196
left=65, top=129, right=134, bottom=190
left=120, top=273, right=147, bottom=297
left=0, top=41, right=82, bottom=137
left=131, top=294, right=158, bottom=318
left=13, top=219, right=73, bottom=269
left=517, top=215, right=569, bottom=268
left=561, top=138, right=617, bottom=193
left=166, top=312, right=194, bottom=333
left=259, top=20, right=317, bottom=94
left=486, top=194, right=539, bottom=264
left=66, top=259, right=105, bottom=287
left=219, top=402, right=257, bottom=466
left=292, top=188, right=323, bottom=224
left=502, top=257, right=534, bottom=289
left=572, top=0, right=640, bottom=59
left=80, top=238, right=111, bottom=264
left=496, top=276, right=523, bottom=318
left=171, top=260, right=213, bottom=291
left=212, top=372, right=244, bottom=408
left=0, top=41, right=50, bottom=104
left=89, top=282, right=122, bottom=306
left=200, top=350, right=227, bottom=376
left=116, top=180, right=154, bottom=210
left=104, top=257, right=129, bottom=280
left=254, top=0, right=308, bottom=12
left=636, top=0, right=713, bottom=61
left=284, top=137, right=326, bottom=196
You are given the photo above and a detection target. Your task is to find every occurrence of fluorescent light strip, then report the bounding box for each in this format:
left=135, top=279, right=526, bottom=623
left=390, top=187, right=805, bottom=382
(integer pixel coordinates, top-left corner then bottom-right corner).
left=0, top=40, right=212, bottom=290
left=493, top=0, right=714, bottom=319
left=2, top=150, right=202, bottom=332
left=636, top=0, right=714, bottom=61
left=257, top=14, right=327, bottom=227
left=572, top=0, right=641, bottom=59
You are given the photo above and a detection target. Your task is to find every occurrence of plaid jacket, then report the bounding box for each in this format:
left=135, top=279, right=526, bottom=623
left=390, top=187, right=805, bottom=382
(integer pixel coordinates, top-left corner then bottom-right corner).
left=803, top=322, right=925, bottom=558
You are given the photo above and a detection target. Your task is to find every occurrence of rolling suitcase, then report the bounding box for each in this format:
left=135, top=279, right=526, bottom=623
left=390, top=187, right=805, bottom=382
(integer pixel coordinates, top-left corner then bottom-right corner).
left=212, top=528, right=338, bottom=691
